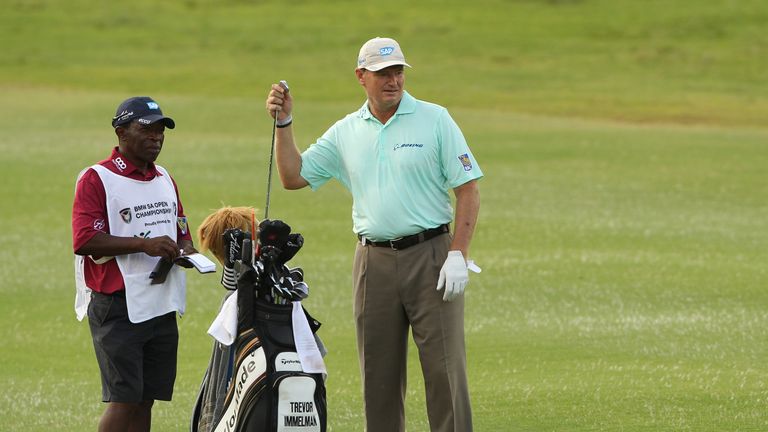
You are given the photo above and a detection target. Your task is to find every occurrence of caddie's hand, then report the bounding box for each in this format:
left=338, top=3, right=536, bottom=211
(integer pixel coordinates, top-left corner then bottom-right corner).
left=436, top=250, right=469, bottom=302
left=142, top=235, right=180, bottom=262
left=266, top=82, right=292, bottom=122
left=179, top=240, right=197, bottom=255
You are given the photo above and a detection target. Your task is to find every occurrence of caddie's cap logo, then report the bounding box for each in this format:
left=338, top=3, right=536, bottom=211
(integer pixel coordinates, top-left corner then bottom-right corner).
left=379, top=46, right=395, bottom=56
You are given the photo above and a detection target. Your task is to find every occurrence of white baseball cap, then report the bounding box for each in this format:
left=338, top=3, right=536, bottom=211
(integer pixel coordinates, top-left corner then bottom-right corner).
left=356, top=37, right=411, bottom=71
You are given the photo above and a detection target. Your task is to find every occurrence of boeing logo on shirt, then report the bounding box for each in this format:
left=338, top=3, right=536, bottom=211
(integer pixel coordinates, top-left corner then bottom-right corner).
left=379, top=46, right=395, bottom=56
left=393, top=143, right=424, bottom=151
left=458, top=154, right=473, bottom=171
left=119, top=208, right=132, bottom=223
left=147, top=102, right=159, bottom=110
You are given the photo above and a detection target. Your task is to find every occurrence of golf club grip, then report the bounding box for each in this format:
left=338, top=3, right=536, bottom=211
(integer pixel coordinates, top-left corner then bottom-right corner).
left=241, top=238, right=252, bottom=265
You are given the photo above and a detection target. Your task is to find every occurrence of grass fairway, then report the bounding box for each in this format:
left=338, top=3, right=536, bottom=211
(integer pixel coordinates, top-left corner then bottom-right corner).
left=1, top=1, right=767, bottom=431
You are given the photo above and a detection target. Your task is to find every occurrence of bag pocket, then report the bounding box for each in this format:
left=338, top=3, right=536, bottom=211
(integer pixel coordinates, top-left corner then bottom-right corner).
left=272, top=372, right=326, bottom=432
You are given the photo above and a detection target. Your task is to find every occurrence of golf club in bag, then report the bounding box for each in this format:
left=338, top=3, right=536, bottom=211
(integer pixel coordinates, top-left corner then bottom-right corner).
left=191, top=80, right=327, bottom=432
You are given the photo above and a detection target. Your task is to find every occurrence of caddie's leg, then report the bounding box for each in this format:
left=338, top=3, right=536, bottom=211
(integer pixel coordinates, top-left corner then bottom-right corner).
left=98, top=401, right=152, bottom=432
left=353, top=243, right=409, bottom=432
left=402, top=235, right=473, bottom=432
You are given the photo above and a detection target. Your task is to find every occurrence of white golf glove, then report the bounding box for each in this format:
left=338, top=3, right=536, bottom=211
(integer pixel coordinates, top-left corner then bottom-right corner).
left=436, top=250, right=469, bottom=302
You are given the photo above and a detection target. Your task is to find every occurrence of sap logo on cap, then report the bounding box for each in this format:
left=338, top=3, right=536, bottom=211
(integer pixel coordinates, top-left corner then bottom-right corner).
left=379, top=46, right=395, bottom=56
left=147, top=102, right=159, bottom=109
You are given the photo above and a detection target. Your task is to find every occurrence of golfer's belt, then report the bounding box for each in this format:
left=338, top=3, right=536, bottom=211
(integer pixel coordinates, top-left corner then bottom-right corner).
left=358, top=224, right=450, bottom=250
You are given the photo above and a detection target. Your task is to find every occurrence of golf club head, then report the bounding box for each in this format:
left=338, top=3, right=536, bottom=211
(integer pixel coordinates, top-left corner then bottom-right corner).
left=288, top=267, right=304, bottom=282
left=291, top=281, right=309, bottom=300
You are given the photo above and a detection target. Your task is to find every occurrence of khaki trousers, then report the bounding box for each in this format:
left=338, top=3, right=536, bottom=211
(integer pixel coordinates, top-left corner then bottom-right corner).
left=353, top=233, right=472, bottom=432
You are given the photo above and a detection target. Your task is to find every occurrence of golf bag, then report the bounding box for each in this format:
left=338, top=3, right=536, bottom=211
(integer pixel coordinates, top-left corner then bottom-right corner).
left=191, top=220, right=327, bottom=432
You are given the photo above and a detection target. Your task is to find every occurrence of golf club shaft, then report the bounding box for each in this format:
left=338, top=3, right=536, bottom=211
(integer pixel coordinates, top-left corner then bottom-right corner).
left=265, top=113, right=277, bottom=220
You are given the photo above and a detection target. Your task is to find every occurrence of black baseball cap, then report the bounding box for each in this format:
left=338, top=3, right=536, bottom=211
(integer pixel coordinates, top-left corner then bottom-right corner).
left=111, top=96, right=176, bottom=129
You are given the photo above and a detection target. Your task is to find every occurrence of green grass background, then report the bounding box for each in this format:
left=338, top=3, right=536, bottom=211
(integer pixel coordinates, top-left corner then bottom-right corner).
left=1, top=0, right=767, bottom=430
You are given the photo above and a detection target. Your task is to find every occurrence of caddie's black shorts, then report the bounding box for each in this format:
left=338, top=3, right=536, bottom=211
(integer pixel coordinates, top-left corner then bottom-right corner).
left=88, top=291, right=178, bottom=402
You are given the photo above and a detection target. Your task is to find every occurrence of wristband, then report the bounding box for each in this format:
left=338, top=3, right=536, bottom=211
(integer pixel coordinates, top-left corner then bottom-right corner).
left=276, top=115, right=293, bottom=128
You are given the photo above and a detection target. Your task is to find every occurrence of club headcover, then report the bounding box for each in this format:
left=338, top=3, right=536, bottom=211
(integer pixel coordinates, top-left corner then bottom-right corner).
left=278, top=233, right=304, bottom=265
left=258, top=219, right=291, bottom=249
left=222, top=228, right=247, bottom=269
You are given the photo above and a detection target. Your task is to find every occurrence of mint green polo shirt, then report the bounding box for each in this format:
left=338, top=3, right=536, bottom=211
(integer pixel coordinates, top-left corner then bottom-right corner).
left=299, top=91, right=483, bottom=241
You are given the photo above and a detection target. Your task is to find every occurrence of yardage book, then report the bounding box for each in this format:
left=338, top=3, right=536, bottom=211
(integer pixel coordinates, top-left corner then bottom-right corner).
left=176, top=253, right=217, bottom=274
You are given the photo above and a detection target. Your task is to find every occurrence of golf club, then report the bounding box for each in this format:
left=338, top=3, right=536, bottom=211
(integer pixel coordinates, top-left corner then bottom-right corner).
left=265, top=79, right=289, bottom=220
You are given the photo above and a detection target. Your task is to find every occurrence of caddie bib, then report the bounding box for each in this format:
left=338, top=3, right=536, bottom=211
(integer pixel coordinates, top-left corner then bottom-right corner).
left=86, top=164, right=186, bottom=323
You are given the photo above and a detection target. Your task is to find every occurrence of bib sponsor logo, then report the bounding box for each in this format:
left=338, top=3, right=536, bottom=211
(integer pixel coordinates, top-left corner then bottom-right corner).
left=119, top=208, right=132, bottom=223
left=458, top=153, right=473, bottom=171
left=379, top=46, right=395, bottom=56
left=134, top=231, right=151, bottom=239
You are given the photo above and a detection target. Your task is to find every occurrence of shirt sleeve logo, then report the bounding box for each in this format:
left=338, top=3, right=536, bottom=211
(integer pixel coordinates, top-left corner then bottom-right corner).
left=458, top=153, right=473, bottom=171
left=177, top=216, right=188, bottom=235
left=93, top=219, right=105, bottom=231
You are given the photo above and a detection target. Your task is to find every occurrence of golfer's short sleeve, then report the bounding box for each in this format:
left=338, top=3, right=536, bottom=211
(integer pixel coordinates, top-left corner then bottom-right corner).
left=438, top=110, right=483, bottom=188
left=300, top=128, right=342, bottom=191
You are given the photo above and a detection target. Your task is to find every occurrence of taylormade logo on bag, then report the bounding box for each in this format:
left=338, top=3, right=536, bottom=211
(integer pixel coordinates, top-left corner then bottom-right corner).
left=214, top=348, right=267, bottom=432
left=276, top=352, right=303, bottom=371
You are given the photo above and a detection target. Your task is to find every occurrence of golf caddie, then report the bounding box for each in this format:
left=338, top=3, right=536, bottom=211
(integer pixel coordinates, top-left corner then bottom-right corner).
left=265, top=37, right=482, bottom=432
left=72, top=96, right=196, bottom=432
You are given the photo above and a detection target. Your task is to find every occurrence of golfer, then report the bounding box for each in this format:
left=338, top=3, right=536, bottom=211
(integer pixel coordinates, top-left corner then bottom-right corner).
left=72, top=96, right=195, bottom=432
left=266, top=37, right=482, bottom=432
